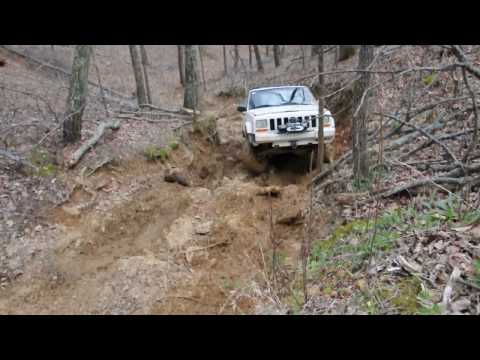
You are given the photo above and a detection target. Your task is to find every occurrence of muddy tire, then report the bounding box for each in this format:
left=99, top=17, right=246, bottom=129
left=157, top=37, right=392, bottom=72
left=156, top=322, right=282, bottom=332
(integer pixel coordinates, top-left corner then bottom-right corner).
left=239, top=139, right=268, bottom=175
left=310, top=143, right=335, bottom=169
left=326, top=143, right=335, bottom=163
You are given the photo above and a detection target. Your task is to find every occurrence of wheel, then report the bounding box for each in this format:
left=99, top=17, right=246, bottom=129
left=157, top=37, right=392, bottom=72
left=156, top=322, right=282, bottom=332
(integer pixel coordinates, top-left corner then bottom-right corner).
left=325, top=143, right=335, bottom=163
left=240, top=137, right=268, bottom=174
left=309, top=143, right=333, bottom=170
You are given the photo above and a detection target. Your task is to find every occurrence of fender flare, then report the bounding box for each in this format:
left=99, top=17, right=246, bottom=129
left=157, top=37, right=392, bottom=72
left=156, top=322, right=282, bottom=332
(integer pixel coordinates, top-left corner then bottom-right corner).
left=245, top=121, right=254, bottom=134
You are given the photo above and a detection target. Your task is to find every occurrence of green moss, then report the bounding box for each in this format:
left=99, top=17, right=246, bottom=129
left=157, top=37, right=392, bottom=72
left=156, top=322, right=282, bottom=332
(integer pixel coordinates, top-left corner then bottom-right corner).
left=323, top=219, right=370, bottom=251
left=390, top=277, right=422, bottom=314
left=416, top=289, right=442, bottom=315
left=38, top=163, right=56, bottom=176
left=143, top=145, right=170, bottom=163
left=422, top=73, right=437, bottom=86
left=474, top=259, right=480, bottom=287
left=309, top=219, right=371, bottom=273
left=285, top=288, right=304, bottom=315
left=29, top=147, right=56, bottom=177
left=193, top=113, right=218, bottom=143
left=168, top=141, right=179, bottom=150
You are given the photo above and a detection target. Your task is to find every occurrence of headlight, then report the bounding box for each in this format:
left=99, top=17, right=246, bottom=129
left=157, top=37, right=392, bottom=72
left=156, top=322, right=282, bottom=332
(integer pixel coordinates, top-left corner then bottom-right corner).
left=255, top=119, right=268, bottom=129
left=323, top=115, right=334, bottom=128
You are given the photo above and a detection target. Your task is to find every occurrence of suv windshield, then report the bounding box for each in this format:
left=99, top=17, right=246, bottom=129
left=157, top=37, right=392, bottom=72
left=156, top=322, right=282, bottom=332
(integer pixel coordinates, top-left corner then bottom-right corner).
left=248, top=87, right=315, bottom=110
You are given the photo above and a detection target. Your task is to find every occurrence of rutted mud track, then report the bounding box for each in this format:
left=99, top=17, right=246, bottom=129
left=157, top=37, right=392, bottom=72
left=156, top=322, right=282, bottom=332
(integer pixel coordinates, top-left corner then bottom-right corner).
left=0, top=109, right=326, bottom=315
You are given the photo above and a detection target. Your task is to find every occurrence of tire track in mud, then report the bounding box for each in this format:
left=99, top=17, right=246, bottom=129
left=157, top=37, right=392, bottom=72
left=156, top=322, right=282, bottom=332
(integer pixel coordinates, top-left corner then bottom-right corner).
left=0, top=107, right=323, bottom=315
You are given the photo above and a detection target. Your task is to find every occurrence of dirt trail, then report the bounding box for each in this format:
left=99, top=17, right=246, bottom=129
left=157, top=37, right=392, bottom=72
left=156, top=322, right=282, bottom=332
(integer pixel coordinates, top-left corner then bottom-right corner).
left=0, top=100, right=323, bottom=314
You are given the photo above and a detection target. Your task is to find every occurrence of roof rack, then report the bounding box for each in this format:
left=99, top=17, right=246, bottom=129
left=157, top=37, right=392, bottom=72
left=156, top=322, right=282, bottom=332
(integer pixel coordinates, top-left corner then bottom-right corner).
left=249, top=85, right=306, bottom=92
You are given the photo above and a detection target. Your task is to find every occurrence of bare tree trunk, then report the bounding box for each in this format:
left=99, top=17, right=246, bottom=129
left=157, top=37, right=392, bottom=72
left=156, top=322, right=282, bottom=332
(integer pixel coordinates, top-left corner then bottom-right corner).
left=316, top=45, right=325, bottom=171
left=378, top=112, right=384, bottom=167
left=140, top=45, right=150, bottom=66
left=222, top=45, right=228, bottom=75
left=177, top=45, right=185, bottom=86
left=248, top=45, right=252, bottom=68
left=338, top=45, right=356, bottom=62
left=334, top=45, right=339, bottom=68
left=91, top=49, right=109, bottom=117
left=184, top=45, right=199, bottom=111
left=266, top=45, right=269, bottom=57
left=140, top=45, right=152, bottom=105
left=311, top=45, right=320, bottom=57
left=352, top=45, right=374, bottom=184
left=273, top=45, right=281, bottom=68
left=234, top=45, right=239, bottom=69
left=63, top=45, right=92, bottom=144
left=300, top=45, right=306, bottom=70
left=198, top=45, right=207, bottom=92
left=253, top=45, right=264, bottom=73
left=129, top=45, right=148, bottom=107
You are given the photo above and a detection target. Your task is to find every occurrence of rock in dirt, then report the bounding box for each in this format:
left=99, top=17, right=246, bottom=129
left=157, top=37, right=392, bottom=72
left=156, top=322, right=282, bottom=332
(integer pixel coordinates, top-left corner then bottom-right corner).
left=199, top=166, right=210, bottom=179
left=185, top=246, right=209, bottom=265
left=397, top=255, right=423, bottom=274
left=277, top=210, right=304, bottom=225
left=451, top=298, right=471, bottom=313
left=164, top=169, right=190, bottom=187
left=275, top=185, right=304, bottom=225
left=188, top=187, right=212, bottom=204
left=164, top=173, right=176, bottom=183
left=195, top=221, right=212, bottom=235
left=175, top=174, right=190, bottom=187
left=256, top=186, right=281, bottom=197
left=165, top=216, right=195, bottom=249
left=62, top=205, right=81, bottom=217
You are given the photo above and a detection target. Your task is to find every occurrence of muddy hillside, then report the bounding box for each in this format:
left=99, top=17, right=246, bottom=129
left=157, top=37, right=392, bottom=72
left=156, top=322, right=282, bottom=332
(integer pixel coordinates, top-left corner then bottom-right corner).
left=0, top=96, right=334, bottom=314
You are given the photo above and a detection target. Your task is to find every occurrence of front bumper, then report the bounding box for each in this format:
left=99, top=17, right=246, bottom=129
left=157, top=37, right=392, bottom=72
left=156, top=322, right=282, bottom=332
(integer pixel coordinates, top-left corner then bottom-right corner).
left=254, top=128, right=335, bottom=148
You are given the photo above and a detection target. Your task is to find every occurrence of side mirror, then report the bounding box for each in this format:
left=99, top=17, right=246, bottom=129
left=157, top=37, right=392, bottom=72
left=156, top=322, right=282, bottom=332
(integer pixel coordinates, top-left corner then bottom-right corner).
left=237, top=105, right=247, bottom=113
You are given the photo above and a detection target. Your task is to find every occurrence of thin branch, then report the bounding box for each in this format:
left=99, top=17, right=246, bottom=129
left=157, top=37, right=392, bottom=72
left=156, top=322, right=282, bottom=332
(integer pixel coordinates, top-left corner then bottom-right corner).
left=376, top=112, right=465, bottom=173
left=461, top=66, right=479, bottom=163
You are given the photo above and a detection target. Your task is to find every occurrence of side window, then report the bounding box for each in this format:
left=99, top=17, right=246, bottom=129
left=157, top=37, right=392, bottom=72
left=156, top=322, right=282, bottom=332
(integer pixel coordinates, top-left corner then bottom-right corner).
left=249, top=92, right=255, bottom=109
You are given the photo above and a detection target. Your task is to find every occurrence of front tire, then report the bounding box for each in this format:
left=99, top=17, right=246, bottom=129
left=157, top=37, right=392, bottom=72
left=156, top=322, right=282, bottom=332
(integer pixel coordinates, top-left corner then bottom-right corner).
left=310, top=143, right=334, bottom=169
left=240, top=136, right=268, bottom=174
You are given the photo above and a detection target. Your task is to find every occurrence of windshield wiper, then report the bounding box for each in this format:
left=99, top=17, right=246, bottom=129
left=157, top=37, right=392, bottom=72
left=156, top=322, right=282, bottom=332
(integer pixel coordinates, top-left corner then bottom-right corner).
left=281, top=101, right=309, bottom=106
left=253, top=104, right=275, bottom=109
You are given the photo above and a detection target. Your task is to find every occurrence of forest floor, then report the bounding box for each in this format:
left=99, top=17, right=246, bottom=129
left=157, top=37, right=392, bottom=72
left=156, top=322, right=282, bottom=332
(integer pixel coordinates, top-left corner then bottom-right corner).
left=0, top=94, right=342, bottom=314
left=1, top=45, right=480, bottom=315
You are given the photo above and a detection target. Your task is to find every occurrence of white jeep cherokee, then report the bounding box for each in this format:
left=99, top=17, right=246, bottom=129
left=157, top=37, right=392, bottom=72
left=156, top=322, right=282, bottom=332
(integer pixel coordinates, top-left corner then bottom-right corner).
left=238, top=85, right=335, bottom=159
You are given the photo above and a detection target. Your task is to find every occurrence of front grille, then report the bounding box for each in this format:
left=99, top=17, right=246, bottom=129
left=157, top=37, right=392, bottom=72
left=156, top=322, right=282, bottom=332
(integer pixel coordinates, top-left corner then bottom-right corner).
left=267, top=115, right=317, bottom=130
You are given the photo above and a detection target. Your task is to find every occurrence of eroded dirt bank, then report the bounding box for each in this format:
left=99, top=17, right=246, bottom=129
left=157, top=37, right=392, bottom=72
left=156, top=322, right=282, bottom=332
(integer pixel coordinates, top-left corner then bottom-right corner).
left=0, top=105, right=332, bottom=314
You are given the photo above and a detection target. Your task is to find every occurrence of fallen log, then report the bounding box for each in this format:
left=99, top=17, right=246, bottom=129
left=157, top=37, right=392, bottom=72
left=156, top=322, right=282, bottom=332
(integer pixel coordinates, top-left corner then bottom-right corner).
left=312, top=150, right=352, bottom=184
left=116, top=114, right=188, bottom=122
left=313, top=113, right=448, bottom=185
left=67, top=120, right=121, bottom=168
left=378, top=113, right=464, bottom=170
left=400, top=129, right=474, bottom=161
left=0, top=148, right=38, bottom=171
left=378, top=176, right=474, bottom=198
left=444, top=162, right=480, bottom=178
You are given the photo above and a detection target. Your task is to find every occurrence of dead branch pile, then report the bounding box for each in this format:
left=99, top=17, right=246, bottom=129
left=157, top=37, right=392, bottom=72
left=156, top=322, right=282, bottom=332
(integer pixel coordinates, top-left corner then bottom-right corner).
left=313, top=45, right=480, bottom=199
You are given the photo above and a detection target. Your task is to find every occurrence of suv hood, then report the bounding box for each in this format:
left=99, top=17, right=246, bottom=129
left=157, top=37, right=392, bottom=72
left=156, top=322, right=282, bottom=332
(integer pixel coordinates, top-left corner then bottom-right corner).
left=250, top=104, right=319, bottom=117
